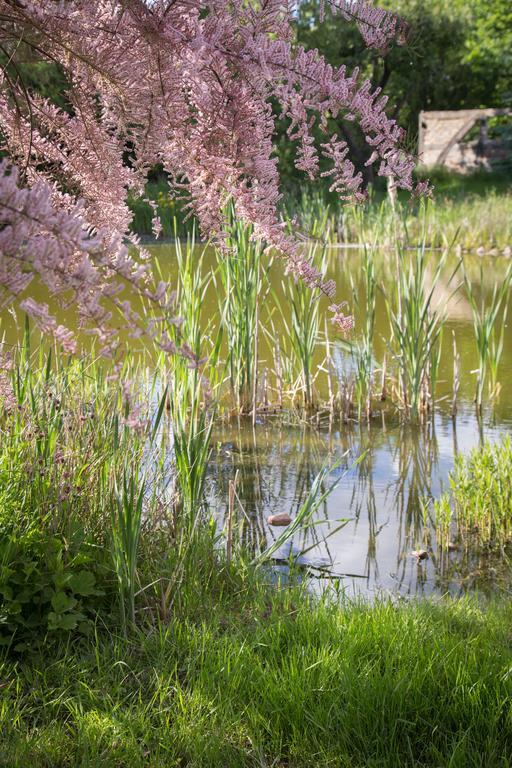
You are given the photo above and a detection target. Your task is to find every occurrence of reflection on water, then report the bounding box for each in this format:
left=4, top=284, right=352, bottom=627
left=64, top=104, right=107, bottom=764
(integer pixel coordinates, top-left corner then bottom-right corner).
left=208, top=408, right=512, bottom=598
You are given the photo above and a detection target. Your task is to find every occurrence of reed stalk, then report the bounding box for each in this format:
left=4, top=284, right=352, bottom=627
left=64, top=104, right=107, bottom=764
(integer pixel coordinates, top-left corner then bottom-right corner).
left=350, top=243, right=376, bottom=420
left=110, top=466, right=145, bottom=632
left=161, top=230, right=221, bottom=528
left=280, top=244, right=327, bottom=409
left=216, top=209, right=270, bottom=413
left=463, top=261, right=512, bottom=410
left=385, top=229, right=457, bottom=420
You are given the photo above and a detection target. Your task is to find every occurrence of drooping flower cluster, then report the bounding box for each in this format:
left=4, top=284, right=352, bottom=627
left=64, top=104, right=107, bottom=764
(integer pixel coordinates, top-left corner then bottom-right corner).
left=0, top=0, right=423, bottom=348
left=326, top=0, right=410, bottom=53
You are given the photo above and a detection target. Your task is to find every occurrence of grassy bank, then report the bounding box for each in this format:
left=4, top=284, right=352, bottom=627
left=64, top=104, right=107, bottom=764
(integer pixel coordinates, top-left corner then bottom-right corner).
left=287, top=168, right=512, bottom=253
left=128, top=168, right=512, bottom=253
left=2, top=575, right=512, bottom=767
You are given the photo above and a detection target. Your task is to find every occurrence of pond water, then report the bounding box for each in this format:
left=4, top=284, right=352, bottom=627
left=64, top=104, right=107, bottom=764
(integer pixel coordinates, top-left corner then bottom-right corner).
left=2, top=243, right=512, bottom=598
left=208, top=414, right=511, bottom=598
left=199, top=245, right=512, bottom=598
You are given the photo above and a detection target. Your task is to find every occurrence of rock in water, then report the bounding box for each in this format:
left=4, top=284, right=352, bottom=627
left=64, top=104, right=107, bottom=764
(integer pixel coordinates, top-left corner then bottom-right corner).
left=268, top=513, right=292, bottom=526
left=411, top=549, right=428, bottom=561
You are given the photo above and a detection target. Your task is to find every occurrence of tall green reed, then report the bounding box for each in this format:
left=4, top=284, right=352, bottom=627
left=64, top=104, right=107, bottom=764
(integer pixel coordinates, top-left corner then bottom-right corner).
left=297, top=184, right=512, bottom=253
left=283, top=190, right=336, bottom=242
left=463, top=260, right=512, bottom=409
left=215, top=209, right=268, bottom=413
left=349, top=215, right=377, bottom=419
left=279, top=244, right=327, bottom=409
left=110, top=465, right=145, bottom=631
left=158, top=230, right=221, bottom=527
left=385, top=233, right=457, bottom=420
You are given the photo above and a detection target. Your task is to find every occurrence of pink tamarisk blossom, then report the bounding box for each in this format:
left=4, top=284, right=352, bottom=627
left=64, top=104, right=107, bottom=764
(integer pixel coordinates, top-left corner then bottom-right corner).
left=0, top=0, right=424, bottom=345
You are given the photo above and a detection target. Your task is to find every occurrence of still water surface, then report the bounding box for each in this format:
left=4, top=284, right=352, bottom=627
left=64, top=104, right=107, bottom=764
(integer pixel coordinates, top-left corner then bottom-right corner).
left=208, top=414, right=511, bottom=598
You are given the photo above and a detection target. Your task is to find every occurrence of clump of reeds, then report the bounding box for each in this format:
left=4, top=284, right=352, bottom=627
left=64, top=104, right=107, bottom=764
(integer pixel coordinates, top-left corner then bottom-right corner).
left=161, top=232, right=221, bottom=527
left=463, top=261, right=512, bottom=410
left=215, top=208, right=269, bottom=414
left=278, top=243, right=327, bottom=410
left=384, top=228, right=457, bottom=420
left=433, top=437, right=512, bottom=553
left=349, top=215, right=377, bottom=420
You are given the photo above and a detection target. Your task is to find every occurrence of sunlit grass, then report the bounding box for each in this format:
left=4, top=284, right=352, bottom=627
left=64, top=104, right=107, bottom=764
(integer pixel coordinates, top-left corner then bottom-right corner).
left=1, top=581, right=511, bottom=767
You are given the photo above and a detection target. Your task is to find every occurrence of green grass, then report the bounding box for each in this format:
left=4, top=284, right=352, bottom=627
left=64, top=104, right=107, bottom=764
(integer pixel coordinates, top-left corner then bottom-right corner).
left=1, top=566, right=512, bottom=767
left=2, top=328, right=512, bottom=767
left=287, top=169, right=512, bottom=252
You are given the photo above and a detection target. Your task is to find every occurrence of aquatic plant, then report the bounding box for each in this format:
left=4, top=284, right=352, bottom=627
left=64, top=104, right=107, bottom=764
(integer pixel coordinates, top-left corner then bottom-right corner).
left=280, top=244, right=328, bottom=409
left=433, top=437, right=512, bottom=553
left=283, top=191, right=337, bottom=242
left=216, top=211, right=269, bottom=413
left=350, top=230, right=377, bottom=419
left=385, top=229, right=457, bottom=419
left=300, top=180, right=512, bottom=252
left=160, top=233, right=221, bottom=527
left=463, top=261, right=512, bottom=409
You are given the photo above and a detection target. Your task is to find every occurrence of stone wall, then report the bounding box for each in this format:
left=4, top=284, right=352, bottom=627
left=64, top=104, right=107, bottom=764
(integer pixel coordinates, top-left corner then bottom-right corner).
left=418, top=109, right=511, bottom=171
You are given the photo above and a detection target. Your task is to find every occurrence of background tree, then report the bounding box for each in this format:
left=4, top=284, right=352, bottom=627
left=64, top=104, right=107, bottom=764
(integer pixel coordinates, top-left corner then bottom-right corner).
left=280, top=0, right=511, bottom=187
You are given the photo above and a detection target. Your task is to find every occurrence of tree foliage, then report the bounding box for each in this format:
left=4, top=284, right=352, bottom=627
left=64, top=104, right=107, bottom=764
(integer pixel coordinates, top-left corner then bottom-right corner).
left=0, top=0, right=425, bottom=352
left=290, top=0, right=511, bottom=183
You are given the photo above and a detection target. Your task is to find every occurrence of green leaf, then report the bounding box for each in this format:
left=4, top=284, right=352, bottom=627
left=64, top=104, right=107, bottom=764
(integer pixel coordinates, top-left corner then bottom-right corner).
left=68, top=570, right=97, bottom=596
left=52, top=571, right=73, bottom=590
left=0, top=585, right=13, bottom=601
left=48, top=611, right=84, bottom=631
left=50, top=591, right=77, bottom=614
left=78, top=620, right=92, bottom=636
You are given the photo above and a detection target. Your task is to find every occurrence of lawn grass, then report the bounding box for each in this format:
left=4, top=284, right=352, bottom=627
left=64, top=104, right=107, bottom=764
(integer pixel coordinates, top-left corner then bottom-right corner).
left=1, top=554, right=512, bottom=768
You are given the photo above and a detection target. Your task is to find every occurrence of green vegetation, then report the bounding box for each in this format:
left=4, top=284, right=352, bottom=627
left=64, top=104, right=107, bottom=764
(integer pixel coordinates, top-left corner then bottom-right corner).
left=279, top=244, right=327, bottom=410
left=463, top=263, right=512, bottom=408
left=2, top=575, right=512, bottom=766
left=287, top=170, right=512, bottom=252
left=4, top=1, right=512, bottom=763
left=385, top=237, right=454, bottom=418
left=215, top=211, right=268, bottom=414
left=2, top=278, right=512, bottom=767
left=293, top=0, right=512, bottom=170
left=434, top=437, right=512, bottom=552
left=1, top=327, right=512, bottom=766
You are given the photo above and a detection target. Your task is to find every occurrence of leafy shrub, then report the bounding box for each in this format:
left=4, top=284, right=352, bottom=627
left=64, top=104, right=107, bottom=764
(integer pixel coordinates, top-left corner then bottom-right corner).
left=0, top=525, right=109, bottom=652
